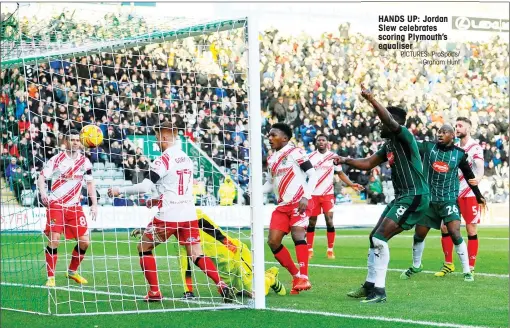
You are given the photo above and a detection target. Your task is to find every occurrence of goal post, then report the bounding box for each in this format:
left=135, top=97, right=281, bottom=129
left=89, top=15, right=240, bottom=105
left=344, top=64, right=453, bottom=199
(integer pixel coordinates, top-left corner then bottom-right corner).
left=246, top=15, right=265, bottom=310
left=1, top=5, right=265, bottom=315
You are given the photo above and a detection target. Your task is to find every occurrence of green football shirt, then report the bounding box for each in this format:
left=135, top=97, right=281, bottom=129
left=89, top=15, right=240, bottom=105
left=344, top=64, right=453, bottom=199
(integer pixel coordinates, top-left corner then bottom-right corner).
left=418, top=141, right=468, bottom=202
left=375, top=126, right=429, bottom=198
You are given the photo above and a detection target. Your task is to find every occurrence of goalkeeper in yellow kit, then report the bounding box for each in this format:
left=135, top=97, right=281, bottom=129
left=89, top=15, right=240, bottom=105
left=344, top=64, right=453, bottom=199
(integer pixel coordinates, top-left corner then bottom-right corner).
left=132, top=205, right=285, bottom=298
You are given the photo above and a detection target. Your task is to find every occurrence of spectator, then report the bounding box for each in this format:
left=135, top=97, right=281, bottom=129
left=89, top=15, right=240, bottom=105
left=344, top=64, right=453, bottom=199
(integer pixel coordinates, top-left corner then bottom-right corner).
left=131, top=165, right=145, bottom=184
left=11, top=166, right=30, bottom=203
left=123, top=155, right=136, bottom=181
left=367, top=175, right=385, bottom=204
left=109, top=141, right=123, bottom=166
left=299, top=118, right=317, bottom=149
left=486, top=160, right=497, bottom=177
left=380, top=163, right=392, bottom=182
left=2, top=16, right=508, bottom=205
left=218, top=175, right=236, bottom=206
left=5, top=157, right=18, bottom=191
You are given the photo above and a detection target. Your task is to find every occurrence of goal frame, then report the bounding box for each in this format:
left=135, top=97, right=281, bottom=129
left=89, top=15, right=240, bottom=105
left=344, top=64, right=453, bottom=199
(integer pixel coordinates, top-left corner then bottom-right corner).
left=0, top=14, right=265, bottom=314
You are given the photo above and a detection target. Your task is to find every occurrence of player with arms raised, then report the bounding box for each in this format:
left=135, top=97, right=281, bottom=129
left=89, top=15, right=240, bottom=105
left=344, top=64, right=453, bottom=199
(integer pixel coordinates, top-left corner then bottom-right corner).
left=436, top=117, right=484, bottom=277
left=264, top=123, right=319, bottom=294
left=307, top=135, right=364, bottom=260
left=400, top=124, right=486, bottom=282
left=108, top=122, right=233, bottom=302
left=338, top=84, right=430, bottom=303
left=38, top=129, right=98, bottom=288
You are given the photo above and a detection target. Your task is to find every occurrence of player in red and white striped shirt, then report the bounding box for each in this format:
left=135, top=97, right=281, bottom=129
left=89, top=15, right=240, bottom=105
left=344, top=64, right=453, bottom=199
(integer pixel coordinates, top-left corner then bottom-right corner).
left=436, top=117, right=484, bottom=277
left=108, top=122, right=234, bottom=303
left=264, top=123, right=319, bottom=294
left=307, top=135, right=364, bottom=260
left=37, top=130, right=98, bottom=288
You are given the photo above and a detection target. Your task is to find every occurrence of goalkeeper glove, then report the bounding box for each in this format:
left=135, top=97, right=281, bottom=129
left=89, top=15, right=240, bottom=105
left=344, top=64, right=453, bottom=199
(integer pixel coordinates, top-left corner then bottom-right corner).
left=131, top=228, right=144, bottom=239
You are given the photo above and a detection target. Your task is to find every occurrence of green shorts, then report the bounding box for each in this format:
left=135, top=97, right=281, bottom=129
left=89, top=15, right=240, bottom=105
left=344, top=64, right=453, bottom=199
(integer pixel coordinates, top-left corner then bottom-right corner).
left=381, top=194, right=430, bottom=230
left=419, top=201, right=461, bottom=230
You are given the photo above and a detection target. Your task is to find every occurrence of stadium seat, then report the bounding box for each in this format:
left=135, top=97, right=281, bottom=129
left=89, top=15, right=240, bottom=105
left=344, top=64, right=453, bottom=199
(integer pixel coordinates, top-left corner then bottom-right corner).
left=102, top=179, right=115, bottom=187
left=93, top=163, right=105, bottom=170
left=105, top=162, right=116, bottom=170
left=104, top=170, right=116, bottom=179
left=98, top=188, right=109, bottom=197
left=93, top=171, right=105, bottom=179
left=113, top=171, right=124, bottom=180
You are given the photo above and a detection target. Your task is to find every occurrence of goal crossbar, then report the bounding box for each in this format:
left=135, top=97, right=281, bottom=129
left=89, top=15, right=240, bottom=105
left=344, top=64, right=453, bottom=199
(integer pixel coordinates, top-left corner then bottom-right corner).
left=1, top=18, right=247, bottom=68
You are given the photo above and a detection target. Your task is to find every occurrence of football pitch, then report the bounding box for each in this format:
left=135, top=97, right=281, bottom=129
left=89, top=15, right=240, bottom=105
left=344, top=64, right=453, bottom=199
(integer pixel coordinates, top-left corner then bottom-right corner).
left=1, top=227, right=508, bottom=328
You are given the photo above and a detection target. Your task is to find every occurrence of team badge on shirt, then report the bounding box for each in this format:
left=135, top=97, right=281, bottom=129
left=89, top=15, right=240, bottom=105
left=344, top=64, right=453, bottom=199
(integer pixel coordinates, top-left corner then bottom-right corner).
left=432, top=161, right=449, bottom=173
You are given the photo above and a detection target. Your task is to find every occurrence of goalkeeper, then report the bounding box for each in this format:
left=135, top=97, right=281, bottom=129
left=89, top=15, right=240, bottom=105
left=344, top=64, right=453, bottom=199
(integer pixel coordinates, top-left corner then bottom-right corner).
left=133, top=203, right=285, bottom=298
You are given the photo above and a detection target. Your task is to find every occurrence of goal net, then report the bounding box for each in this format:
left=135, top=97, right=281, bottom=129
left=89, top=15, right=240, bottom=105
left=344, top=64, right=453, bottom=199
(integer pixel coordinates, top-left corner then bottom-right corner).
left=1, top=3, right=264, bottom=316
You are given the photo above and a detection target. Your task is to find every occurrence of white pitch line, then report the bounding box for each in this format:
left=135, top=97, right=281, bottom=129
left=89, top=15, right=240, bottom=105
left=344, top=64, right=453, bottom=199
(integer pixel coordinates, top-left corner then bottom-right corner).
left=2, top=236, right=508, bottom=246
left=2, top=257, right=508, bottom=279
left=266, top=262, right=509, bottom=279
left=269, top=308, right=490, bottom=328
left=0, top=281, right=245, bottom=312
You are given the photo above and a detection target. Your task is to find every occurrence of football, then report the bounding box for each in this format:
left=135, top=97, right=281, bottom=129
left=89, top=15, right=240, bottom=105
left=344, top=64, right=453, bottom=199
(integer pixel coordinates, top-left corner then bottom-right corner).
left=80, top=124, right=104, bottom=148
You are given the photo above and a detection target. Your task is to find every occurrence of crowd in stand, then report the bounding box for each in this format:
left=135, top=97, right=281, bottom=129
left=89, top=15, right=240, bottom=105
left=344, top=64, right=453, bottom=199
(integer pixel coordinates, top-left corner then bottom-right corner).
left=1, top=13, right=509, bottom=206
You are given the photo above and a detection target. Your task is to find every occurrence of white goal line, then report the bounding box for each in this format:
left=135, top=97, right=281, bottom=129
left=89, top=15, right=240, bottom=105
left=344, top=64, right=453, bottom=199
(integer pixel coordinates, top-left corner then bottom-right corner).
left=1, top=281, right=246, bottom=316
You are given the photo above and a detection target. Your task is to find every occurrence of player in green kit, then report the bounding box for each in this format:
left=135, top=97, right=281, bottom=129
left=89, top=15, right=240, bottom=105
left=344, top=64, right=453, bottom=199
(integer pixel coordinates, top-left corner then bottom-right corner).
left=400, top=124, right=486, bottom=282
left=336, top=84, right=430, bottom=303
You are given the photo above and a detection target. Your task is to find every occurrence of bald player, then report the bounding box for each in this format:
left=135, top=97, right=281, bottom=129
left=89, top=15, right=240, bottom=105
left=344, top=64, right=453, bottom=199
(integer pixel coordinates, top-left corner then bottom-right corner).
left=109, top=122, right=234, bottom=303
left=399, top=123, right=486, bottom=282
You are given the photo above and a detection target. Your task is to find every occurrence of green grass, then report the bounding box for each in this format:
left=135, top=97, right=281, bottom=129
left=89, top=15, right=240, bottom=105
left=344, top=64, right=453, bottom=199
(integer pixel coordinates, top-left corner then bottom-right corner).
left=1, top=227, right=508, bottom=328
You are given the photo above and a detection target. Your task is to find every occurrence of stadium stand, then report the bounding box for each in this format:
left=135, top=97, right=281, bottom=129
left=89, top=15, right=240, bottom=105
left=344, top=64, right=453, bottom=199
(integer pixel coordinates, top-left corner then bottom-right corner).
left=1, top=11, right=508, bottom=206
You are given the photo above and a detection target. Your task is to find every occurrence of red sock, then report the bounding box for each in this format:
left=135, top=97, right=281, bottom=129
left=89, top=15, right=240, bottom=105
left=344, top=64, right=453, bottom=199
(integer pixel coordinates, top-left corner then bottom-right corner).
left=68, top=245, right=86, bottom=272
left=441, top=233, right=454, bottom=263
left=185, top=260, right=193, bottom=293
left=195, top=256, right=221, bottom=285
left=306, top=231, right=315, bottom=250
left=139, top=252, right=159, bottom=292
left=326, top=228, right=336, bottom=249
left=272, top=245, right=299, bottom=276
left=45, top=246, right=58, bottom=278
left=185, top=276, right=193, bottom=293
left=295, top=241, right=309, bottom=277
left=468, top=235, right=478, bottom=268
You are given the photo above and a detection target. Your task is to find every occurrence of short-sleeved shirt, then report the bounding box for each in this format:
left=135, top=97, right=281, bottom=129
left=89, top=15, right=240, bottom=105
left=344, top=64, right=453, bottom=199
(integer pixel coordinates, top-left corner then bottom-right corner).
left=41, top=151, right=93, bottom=206
left=375, top=126, right=429, bottom=198
left=267, top=143, right=310, bottom=205
left=456, top=138, right=483, bottom=198
left=418, top=141, right=468, bottom=202
left=151, top=143, right=196, bottom=222
left=309, top=150, right=342, bottom=196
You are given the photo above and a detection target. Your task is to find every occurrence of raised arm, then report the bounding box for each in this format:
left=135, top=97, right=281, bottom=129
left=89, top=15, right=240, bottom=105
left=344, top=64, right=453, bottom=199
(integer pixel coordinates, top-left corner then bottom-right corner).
left=335, top=153, right=385, bottom=171
left=360, top=83, right=400, bottom=133
left=109, top=172, right=157, bottom=197
left=109, top=158, right=163, bottom=197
